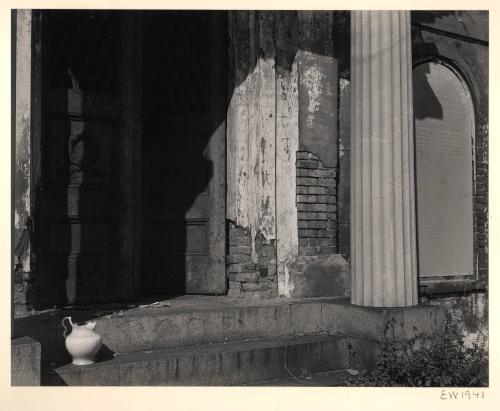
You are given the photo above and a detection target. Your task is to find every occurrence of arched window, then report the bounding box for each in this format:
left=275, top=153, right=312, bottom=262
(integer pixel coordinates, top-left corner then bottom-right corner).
left=413, top=61, right=474, bottom=278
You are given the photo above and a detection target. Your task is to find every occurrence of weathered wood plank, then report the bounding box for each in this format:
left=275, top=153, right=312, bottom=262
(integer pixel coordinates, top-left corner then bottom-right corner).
left=276, top=11, right=299, bottom=297
left=227, top=11, right=277, bottom=259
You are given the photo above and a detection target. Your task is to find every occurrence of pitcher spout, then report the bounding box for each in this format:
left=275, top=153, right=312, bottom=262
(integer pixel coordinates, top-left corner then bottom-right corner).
left=85, top=321, right=96, bottom=330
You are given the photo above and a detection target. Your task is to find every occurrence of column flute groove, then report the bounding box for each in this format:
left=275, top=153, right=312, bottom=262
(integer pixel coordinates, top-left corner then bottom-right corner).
left=350, top=10, right=418, bottom=307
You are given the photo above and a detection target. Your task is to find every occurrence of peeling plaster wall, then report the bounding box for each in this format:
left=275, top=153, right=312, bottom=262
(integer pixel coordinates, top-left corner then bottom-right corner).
left=227, top=11, right=343, bottom=298
left=14, top=10, right=32, bottom=273
left=337, top=77, right=351, bottom=259
left=227, top=11, right=306, bottom=297
left=14, top=10, right=34, bottom=315
left=275, top=12, right=299, bottom=297
left=286, top=11, right=348, bottom=298
left=297, top=11, right=338, bottom=168
left=227, top=11, right=276, bottom=252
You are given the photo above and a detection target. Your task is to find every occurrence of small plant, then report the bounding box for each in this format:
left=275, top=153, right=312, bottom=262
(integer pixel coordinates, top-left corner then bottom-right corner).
left=347, top=317, right=488, bottom=387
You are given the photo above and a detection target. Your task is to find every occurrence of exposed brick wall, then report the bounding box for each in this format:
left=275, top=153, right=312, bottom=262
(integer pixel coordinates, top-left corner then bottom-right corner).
left=474, top=124, right=488, bottom=286
left=227, top=222, right=278, bottom=298
left=296, top=151, right=337, bottom=256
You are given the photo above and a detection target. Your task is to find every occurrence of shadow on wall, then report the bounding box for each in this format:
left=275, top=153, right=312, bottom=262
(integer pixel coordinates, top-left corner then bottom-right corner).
left=22, top=10, right=452, bottom=307
left=413, top=63, right=443, bottom=120
left=141, top=11, right=217, bottom=296
left=30, top=10, right=354, bottom=306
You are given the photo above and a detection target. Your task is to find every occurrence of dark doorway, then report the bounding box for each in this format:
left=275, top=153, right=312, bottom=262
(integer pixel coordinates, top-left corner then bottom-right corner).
left=34, top=10, right=227, bottom=307
left=36, top=10, right=126, bottom=306
left=141, top=11, right=227, bottom=296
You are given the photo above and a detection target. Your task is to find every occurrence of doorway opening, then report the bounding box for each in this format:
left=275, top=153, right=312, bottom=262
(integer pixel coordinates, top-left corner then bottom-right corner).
left=141, top=11, right=227, bottom=297
left=34, top=10, right=227, bottom=308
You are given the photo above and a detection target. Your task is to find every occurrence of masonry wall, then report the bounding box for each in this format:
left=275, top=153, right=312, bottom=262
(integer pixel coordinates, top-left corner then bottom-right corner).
left=296, top=151, right=337, bottom=256
left=227, top=222, right=278, bottom=298
left=411, top=11, right=489, bottom=290
left=296, top=12, right=338, bottom=260
left=226, top=11, right=349, bottom=299
left=286, top=12, right=349, bottom=298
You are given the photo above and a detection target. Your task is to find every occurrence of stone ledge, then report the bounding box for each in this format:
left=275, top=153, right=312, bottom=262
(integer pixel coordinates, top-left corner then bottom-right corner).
left=13, top=294, right=450, bottom=372
left=11, top=336, right=41, bottom=386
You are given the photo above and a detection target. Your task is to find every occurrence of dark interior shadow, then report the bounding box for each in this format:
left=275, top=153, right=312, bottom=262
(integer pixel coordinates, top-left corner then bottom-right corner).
left=34, top=10, right=122, bottom=308
left=332, top=11, right=350, bottom=78
left=139, top=11, right=302, bottom=297
left=141, top=11, right=219, bottom=296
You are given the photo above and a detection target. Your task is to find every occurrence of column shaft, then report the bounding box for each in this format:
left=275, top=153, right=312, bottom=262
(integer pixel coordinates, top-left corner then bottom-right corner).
left=350, top=11, right=418, bottom=307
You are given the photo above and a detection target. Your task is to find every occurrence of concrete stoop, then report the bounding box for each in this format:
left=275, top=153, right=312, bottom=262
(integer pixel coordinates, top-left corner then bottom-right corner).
left=245, top=369, right=356, bottom=386
left=13, top=296, right=447, bottom=386
left=47, top=334, right=376, bottom=386
left=11, top=337, right=41, bottom=386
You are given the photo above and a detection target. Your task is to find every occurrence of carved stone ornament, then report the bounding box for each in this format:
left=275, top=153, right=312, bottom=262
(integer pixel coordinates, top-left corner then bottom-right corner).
left=68, top=129, right=100, bottom=173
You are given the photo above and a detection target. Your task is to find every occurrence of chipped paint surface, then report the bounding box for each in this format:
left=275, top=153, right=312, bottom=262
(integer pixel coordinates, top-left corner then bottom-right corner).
left=227, top=12, right=300, bottom=298
left=228, top=11, right=342, bottom=296
left=339, top=141, right=346, bottom=158
left=15, top=210, right=20, bottom=229
left=228, top=56, right=277, bottom=248
left=338, top=78, right=351, bottom=160
left=227, top=12, right=277, bottom=262
left=301, top=59, right=324, bottom=127
left=297, top=12, right=338, bottom=168
left=275, top=13, right=299, bottom=297
left=339, top=76, right=348, bottom=92
left=14, top=10, right=32, bottom=272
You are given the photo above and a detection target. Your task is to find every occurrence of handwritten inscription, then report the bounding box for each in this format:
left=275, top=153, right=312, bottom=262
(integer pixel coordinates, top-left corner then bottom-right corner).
left=440, top=389, right=485, bottom=400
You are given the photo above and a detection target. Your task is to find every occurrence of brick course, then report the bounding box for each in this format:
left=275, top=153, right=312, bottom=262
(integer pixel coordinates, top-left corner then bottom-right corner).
left=226, top=221, right=278, bottom=298
left=474, top=124, right=488, bottom=285
left=296, top=151, right=337, bottom=256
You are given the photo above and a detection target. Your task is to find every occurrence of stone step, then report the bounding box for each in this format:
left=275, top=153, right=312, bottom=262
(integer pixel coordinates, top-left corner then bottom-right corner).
left=11, top=337, right=41, bottom=386
left=244, top=369, right=356, bottom=386
left=45, top=334, right=375, bottom=386
left=14, top=296, right=446, bottom=369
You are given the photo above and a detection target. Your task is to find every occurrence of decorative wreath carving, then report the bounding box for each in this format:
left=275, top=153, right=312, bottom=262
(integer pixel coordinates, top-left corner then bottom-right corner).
left=68, top=129, right=100, bottom=172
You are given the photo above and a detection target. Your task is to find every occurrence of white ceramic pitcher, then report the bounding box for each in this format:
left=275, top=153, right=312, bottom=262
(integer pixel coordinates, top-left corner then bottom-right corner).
left=61, top=316, right=102, bottom=365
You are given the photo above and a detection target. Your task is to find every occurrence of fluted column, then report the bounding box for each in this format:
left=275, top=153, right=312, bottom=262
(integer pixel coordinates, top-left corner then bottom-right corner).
left=350, top=11, right=418, bottom=307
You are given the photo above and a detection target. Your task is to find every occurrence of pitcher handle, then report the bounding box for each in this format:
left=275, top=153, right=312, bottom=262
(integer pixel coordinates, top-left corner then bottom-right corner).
left=61, top=316, right=73, bottom=338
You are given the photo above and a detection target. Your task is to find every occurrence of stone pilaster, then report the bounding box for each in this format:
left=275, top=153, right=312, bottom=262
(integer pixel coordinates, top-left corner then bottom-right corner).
left=350, top=11, right=418, bottom=307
